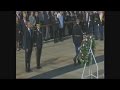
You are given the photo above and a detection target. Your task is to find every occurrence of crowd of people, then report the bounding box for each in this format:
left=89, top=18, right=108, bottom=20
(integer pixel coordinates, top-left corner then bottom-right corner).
left=16, top=11, right=104, bottom=51
left=16, top=11, right=104, bottom=72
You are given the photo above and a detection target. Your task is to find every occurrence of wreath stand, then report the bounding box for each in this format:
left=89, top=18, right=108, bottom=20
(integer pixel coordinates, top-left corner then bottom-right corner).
left=78, top=36, right=99, bottom=79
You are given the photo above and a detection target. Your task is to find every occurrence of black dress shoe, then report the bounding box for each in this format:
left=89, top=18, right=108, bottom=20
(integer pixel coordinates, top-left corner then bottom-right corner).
left=27, top=69, right=33, bottom=72
left=54, top=40, right=57, bottom=43
left=100, top=39, right=103, bottom=40
left=77, top=59, right=81, bottom=64
left=26, top=69, right=28, bottom=72
left=60, top=39, right=62, bottom=42
left=37, top=66, right=42, bottom=69
left=61, top=39, right=64, bottom=41
left=73, top=58, right=77, bottom=65
left=55, top=41, right=58, bottom=43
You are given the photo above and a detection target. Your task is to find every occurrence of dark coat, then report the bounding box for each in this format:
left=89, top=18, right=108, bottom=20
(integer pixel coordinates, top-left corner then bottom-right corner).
left=72, top=24, right=83, bottom=36
left=20, top=19, right=27, bottom=35
left=24, top=28, right=34, bottom=49
left=35, top=29, right=43, bottom=48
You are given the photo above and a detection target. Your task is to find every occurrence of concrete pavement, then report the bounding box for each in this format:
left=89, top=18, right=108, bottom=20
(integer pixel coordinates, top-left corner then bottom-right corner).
left=16, top=37, right=104, bottom=79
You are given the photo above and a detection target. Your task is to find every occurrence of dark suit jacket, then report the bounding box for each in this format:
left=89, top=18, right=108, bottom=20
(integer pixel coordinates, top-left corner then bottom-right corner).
left=20, top=19, right=27, bottom=35
left=72, top=24, right=83, bottom=36
left=24, top=28, right=34, bottom=50
left=35, top=29, right=43, bottom=48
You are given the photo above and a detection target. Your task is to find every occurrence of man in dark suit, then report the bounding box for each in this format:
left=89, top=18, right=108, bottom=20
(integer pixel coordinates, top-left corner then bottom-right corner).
left=35, top=24, right=43, bottom=69
left=20, top=13, right=27, bottom=49
left=72, top=18, right=83, bottom=65
left=50, top=12, right=57, bottom=43
left=24, top=22, right=34, bottom=72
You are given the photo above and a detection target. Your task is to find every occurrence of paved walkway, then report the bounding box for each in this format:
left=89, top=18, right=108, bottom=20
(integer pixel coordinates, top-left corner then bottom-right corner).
left=16, top=37, right=104, bottom=79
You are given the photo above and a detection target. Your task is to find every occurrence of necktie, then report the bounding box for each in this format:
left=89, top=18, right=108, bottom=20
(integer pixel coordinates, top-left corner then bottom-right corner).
left=29, top=29, right=31, bottom=37
left=38, top=29, right=41, bottom=33
left=37, top=29, right=39, bottom=33
left=24, top=19, right=26, bottom=25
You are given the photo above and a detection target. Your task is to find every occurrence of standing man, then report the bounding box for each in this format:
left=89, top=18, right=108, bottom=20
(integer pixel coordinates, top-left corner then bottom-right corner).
left=88, top=11, right=94, bottom=35
left=16, top=16, right=21, bottom=51
left=24, top=22, right=34, bottom=72
left=35, top=24, right=43, bottom=69
left=83, top=11, right=89, bottom=34
left=99, top=11, right=104, bottom=40
left=39, top=11, right=45, bottom=41
left=80, top=11, right=85, bottom=34
left=21, top=12, right=27, bottom=49
left=66, top=11, right=72, bottom=35
left=29, top=11, right=36, bottom=31
left=57, top=11, right=64, bottom=41
left=43, top=11, right=50, bottom=41
left=35, top=11, right=40, bottom=25
left=72, top=18, right=83, bottom=65
left=51, top=12, right=58, bottom=43
left=93, top=11, right=100, bottom=40
left=29, top=11, right=36, bottom=26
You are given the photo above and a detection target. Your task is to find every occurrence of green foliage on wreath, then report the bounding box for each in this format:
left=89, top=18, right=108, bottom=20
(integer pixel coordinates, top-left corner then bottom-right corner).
left=78, top=35, right=96, bottom=65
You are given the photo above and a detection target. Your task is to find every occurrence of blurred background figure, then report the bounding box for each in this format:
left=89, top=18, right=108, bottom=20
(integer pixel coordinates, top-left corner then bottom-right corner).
left=29, top=11, right=36, bottom=30
left=57, top=11, right=64, bottom=41
left=35, top=11, right=39, bottom=25
left=88, top=11, right=94, bottom=35
left=16, top=16, right=21, bottom=51
left=20, top=11, right=28, bottom=49
left=43, top=11, right=50, bottom=41
left=93, top=11, right=100, bottom=40
left=35, top=24, right=43, bottom=69
left=99, top=11, right=104, bottom=40
left=38, top=11, right=45, bottom=41
left=53, top=11, right=59, bottom=43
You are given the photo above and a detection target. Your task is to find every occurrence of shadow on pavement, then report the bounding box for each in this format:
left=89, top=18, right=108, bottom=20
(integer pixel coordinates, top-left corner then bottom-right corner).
left=84, top=69, right=104, bottom=79
left=30, top=55, right=104, bottom=79
left=31, top=57, right=61, bottom=71
left=93, top=69, right=104, bottom=78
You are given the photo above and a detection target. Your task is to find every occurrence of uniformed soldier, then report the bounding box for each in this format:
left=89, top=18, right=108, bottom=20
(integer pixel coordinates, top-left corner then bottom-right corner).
left=72, top=18, right=83, bottom=65
left=35, top=24, right=43, bottom=69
